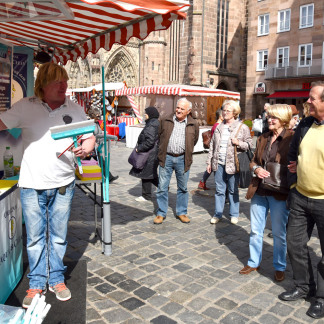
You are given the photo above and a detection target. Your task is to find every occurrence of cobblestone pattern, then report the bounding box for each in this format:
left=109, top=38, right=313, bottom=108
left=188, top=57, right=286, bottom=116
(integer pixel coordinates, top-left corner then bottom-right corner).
left=66, top=140, right=322, bottom=323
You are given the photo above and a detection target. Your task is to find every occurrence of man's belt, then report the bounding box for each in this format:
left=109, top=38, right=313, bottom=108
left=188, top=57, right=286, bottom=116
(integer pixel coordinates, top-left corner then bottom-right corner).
left=167, top=152, right=185, bottom=157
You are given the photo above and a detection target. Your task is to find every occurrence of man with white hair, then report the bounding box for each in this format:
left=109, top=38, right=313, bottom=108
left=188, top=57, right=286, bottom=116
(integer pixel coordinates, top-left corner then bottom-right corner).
left=279, top=81, right=324, bottom=319
left=154, top=98, right=199, bottom=224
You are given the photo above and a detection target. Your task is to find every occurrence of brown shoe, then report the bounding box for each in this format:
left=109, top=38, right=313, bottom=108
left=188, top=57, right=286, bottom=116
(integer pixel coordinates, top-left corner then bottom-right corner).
left=239, top=265, right=260, bottom=275
left=274, top=271, right=285, bottom=282
left=177, top=215, right=190, bottom=223
left=154, top=215, right=164, bottom=224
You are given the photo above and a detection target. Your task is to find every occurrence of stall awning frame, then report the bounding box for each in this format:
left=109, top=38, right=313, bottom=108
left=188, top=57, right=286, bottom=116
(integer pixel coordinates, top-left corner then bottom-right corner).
left=0, top=0, right=190, bottom=64
left=115, top=84, right=240, bottom=99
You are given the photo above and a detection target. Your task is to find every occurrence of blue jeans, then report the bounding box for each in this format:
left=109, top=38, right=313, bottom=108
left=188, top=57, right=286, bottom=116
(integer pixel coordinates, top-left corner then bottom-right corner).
left=156, top=154, right=190, bottom=217
left=20, top=180, right=75, bottom=289
left=248, top=194, right=289, bottom=271
left=214, top=164, right=239, bottom=219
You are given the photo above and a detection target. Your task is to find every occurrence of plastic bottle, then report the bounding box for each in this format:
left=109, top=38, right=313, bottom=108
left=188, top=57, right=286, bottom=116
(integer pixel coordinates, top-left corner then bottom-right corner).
left=3, top=146, right=14, bottom=178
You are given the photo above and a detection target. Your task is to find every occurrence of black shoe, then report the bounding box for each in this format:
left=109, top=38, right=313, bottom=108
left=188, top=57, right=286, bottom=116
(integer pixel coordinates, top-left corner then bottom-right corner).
left=307, top=299, right=324, bottom=319
left=268, top=232, right=273, bottom=238
left=279, top=288, right=314, bottom=301
left=109, top=175, right=119, bottom=183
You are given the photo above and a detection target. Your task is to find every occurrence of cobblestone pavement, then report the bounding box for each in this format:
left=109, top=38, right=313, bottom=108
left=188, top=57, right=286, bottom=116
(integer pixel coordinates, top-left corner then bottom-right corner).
left=66, top=140, right=323, bottom=324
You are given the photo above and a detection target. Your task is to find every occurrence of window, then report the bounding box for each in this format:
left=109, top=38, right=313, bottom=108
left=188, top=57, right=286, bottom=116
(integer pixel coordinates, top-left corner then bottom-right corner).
left=152, top=61, right=154, bottom=70
left=257, top=50, right=268, bottom=71
left=300, top=4, right=314, bottom=28
left=258, top=14, right=269, bottom=36
left=278, top=9, right=290, bottom=32
left=277, top=47, right=289, bottom=67
left=299, top=44, right=312, bottom=66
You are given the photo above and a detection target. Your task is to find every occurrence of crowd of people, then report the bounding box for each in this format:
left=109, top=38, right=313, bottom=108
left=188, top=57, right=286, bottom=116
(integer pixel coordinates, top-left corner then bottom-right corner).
left=129, top=81, right=324, bottom=320
left=0, top=62, right=324, bottom=320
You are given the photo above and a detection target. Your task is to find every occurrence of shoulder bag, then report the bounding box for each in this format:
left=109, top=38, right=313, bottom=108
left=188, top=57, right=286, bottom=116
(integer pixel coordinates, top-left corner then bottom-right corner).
left=261, top=162, right=289, bottom=194
left=259, top=140, right=289, bottom=194
left=233, top=123, right=254, bottom=188
left=237, top=144, right=254, bottom=188
left=128, top=141, right=157, bottom=170
left=202, top=129, right=212, bottom=149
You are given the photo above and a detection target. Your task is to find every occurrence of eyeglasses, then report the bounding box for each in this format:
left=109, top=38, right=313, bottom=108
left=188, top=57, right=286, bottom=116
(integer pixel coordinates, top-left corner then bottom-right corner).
left=223, top=110, right=233, bottom=113
left=266, top=115, right=279, bottom=121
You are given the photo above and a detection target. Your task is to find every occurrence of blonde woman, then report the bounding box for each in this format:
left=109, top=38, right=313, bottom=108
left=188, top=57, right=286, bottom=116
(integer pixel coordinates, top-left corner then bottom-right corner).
left=240, top=104, right=293, bottom=282
left=206, top=100, right=252, bottom=224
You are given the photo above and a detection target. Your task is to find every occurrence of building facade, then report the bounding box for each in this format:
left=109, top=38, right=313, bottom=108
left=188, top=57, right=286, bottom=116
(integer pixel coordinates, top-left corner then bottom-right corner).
left=246, top=0, right=324, bottom=118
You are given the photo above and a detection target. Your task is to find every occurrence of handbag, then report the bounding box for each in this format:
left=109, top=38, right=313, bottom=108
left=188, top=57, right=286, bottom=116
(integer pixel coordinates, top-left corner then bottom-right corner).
left=252, top=118, right=263, bottom=133
left=233, top=124, right=243, bottom=172
left=202, top=130, right=212, bottom=149
left=128, top=142, right=156, bottom=169
left=259, top=140, right=289, bottom=194
left=260, top=162, right=289, bottom=194
left=237, top=145, right=254, bottom=188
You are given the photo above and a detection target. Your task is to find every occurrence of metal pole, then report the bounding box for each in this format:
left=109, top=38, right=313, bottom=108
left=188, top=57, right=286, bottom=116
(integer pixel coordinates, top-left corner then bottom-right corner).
left=101, top=67, right=112, bottom=256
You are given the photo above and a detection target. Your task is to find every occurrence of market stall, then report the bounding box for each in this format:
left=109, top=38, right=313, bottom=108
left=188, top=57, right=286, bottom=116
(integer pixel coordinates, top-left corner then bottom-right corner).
left=115, top=84, right=240, bottom=151
left=0, top=1, right=191, bottom=305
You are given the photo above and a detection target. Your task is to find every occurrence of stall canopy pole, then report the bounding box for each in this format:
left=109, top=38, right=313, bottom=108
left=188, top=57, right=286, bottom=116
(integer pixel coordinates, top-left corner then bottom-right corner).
left=101, top=65, right=112, bottom=256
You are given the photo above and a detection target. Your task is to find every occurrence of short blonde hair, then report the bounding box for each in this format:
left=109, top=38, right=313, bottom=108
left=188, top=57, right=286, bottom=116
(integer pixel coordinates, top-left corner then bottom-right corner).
left=34, top=63, right=69, bottom=100
left=303, top=102, right=310, bottom=117
left=222, top=100, right=241, bottom=119
left=267, top=104, right=292, bottom=128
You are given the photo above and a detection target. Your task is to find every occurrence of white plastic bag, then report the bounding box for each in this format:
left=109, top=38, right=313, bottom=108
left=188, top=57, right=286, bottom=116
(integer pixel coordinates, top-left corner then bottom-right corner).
left=252, top=118, right=263, bottom=133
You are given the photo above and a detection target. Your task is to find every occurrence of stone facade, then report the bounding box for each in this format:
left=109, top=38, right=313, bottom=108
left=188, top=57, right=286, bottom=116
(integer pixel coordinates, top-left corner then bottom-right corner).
left=246, top=0, right=324, bottom=118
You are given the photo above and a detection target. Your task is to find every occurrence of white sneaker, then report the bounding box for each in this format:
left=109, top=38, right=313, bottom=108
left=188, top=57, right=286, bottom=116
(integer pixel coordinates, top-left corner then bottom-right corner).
left=135, top=196, right=147, bottom=202
left=210, top=217, right=221, bottom=224
left=231, top=217, right=239, bottom=224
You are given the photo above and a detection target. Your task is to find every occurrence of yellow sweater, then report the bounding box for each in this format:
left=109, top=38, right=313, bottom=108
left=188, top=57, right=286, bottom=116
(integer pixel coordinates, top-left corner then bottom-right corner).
left=297, top=123, right=324, bottom=199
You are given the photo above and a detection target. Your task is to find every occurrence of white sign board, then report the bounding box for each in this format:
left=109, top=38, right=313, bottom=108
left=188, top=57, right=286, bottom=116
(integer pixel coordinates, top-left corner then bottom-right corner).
left=255, top=82, right=266, bottom=93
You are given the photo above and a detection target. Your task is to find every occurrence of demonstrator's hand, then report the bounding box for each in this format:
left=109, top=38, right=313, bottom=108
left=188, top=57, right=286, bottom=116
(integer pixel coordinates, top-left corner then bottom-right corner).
left=72, top=146, right=88, bottom=159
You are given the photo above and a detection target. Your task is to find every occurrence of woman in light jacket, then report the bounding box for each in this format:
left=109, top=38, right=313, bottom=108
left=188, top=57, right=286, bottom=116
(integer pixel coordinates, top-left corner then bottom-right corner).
left=206, top=100, right=252, bottom=224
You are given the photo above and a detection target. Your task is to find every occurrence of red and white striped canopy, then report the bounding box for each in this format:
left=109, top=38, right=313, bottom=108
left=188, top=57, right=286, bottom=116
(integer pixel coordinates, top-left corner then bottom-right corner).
left=115, top=84, right=241, bottom=99
left=0, top=0, right=189, bottom=64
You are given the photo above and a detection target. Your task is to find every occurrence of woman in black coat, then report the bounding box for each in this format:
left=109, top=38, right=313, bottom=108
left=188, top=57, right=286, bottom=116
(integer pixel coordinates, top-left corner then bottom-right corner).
left=130, top=106, right=159, bottom=201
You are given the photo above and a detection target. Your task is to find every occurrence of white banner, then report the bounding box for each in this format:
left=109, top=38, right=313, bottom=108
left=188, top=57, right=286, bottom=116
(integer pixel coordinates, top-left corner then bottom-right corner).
left=0, top=185, right=22, bottom=303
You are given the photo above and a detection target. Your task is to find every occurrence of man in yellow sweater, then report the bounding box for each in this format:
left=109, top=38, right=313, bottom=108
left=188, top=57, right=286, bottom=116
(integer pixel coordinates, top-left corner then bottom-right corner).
left=279, top=81, right=324, bottom=319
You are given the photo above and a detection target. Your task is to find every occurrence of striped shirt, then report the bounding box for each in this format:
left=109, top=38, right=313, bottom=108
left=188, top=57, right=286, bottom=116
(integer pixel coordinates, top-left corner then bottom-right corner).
left=167, top=115, right=187, bottom=154
left=218, top=124, right=230, bottom=165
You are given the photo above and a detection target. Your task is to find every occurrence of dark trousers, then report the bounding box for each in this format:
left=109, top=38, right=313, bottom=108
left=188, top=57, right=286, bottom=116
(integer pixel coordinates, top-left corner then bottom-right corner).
left=287, top=188, right=324, bottom=297
left=142, top=178, right=158, bottom=200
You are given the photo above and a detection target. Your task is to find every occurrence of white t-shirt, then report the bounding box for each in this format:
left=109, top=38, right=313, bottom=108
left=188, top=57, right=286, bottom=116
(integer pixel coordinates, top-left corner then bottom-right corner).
left=218, top=125, right=230, bottom=165
left=1, top=96, right=89, bottom=189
